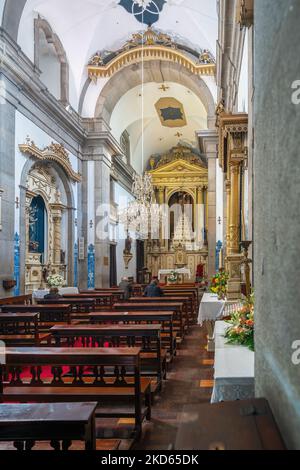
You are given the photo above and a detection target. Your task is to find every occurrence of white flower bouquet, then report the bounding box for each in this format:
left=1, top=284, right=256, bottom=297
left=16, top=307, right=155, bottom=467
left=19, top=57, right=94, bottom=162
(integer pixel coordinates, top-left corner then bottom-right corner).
left=47, top=274, right=66, bottom=288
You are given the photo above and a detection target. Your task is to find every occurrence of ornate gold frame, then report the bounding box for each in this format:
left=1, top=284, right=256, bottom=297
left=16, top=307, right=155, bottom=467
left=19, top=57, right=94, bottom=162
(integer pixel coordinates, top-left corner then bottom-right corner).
left=19, top=139, right=81, bottom=182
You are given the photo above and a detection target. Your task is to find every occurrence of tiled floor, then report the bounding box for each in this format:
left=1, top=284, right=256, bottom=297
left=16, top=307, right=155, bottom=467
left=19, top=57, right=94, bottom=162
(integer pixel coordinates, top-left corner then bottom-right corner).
left=134, top=325, right=214, bottom=450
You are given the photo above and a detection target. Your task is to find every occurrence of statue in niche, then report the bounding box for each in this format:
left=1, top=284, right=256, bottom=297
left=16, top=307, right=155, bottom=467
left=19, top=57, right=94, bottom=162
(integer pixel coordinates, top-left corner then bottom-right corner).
left=175, top=243, right=187, bottom=267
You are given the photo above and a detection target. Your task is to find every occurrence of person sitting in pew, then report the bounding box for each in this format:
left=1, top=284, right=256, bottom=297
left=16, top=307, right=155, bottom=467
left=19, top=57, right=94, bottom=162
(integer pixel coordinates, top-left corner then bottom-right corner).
left=44, top=287, right=62, bottom=300
left=119, top=277, right=133, bottom=300
left=144, top=279, right=164, bottom=298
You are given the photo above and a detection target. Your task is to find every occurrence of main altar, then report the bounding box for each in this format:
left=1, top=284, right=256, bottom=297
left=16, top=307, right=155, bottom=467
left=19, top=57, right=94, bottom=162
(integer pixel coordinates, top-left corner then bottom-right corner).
left=145, top=145, right=209, bottom=279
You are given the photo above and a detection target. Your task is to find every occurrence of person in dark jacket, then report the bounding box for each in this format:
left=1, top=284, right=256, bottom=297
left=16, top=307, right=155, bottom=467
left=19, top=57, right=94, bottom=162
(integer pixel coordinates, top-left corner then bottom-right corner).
left=144, top=279, right=164, bottom=297
left=119, top=277, right=133, bottom=300
left=44, top=287, right=62, bottom=300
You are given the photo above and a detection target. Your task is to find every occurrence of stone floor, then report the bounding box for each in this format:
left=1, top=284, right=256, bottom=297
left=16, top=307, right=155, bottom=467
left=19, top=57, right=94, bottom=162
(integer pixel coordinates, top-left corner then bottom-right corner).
left=134, top=325, right=214, bottom=450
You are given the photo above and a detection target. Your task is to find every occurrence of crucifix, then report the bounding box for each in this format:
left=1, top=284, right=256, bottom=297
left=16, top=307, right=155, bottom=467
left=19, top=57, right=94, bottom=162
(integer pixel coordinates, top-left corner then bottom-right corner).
left=175, top=132, right=183, bottom=138
left=159, top=84, right=170, bottom=92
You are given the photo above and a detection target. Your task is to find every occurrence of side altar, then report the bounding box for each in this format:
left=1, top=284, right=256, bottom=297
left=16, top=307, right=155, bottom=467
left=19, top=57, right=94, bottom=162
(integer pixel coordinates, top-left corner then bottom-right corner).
left=145, top=145, right=209, bottom=279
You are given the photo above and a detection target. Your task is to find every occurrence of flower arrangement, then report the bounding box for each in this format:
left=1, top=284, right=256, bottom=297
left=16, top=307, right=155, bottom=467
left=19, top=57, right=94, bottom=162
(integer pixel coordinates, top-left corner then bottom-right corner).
left=167, top=271, right=178, bottom=283
left=209, top=271, right=229, bottom=299
left=47, top=274, right=66, bottom=288
left=224, top=294, right=254, bottom=351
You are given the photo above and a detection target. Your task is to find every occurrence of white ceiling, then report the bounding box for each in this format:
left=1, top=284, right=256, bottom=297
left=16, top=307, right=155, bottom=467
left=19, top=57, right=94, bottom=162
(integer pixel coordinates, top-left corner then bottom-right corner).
left=17, top=0, right=218, bottom=109
left=110, top=81, right=207, bottom=173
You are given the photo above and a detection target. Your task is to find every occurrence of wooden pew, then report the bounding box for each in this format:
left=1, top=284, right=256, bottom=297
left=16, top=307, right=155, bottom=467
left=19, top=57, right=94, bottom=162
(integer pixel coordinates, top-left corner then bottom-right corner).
left=37, top=298, right=95, bottom=315
left=63, top=293, right=113, bottom=310
left=0, top=295, right=32, bottom=306
left=113, top=302, right=186, bottom=341
left=0, top=313, right=50, bottom=346
left=89, top=311, right=176, bottom=361
left=0, top=402, right=98, bottom=450
left=50, top=324, right=165, bottom=392
left=163, top=286, right=200, bottom=305
left=1, top=304, right=72, bottom=324
left=1, top=346, right=151, bottom=440
left=81, top=290, right=125, bottom=303
left=129, top=296, right=193, bottom=327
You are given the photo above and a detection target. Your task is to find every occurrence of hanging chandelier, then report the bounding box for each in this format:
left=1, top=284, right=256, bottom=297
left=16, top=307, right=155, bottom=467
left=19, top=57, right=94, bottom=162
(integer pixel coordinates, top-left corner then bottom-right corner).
left=132, top=172, right=154, bottom=206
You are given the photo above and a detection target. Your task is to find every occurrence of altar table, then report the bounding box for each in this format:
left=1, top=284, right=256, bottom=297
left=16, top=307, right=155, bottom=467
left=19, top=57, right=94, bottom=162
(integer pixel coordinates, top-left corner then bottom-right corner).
left=158, top=268, right=192, bottom=280
left=198, top=293, right=225, bottom=351
left=211, top=321, right=255, bottom=403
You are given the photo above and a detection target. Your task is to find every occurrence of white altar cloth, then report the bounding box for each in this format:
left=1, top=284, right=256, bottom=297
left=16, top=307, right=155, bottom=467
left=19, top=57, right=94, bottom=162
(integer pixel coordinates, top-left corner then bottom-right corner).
left=211, top=321, right=255, bottom=403
left=158, top=268, right=192, bottom=280
left=32, top=287, right=79, bottom=300
left=197, top=293, right=225, bottom=326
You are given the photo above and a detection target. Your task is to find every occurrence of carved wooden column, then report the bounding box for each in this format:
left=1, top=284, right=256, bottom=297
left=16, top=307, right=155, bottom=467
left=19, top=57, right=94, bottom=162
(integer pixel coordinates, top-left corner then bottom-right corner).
left=217, top=113, right=248, bottom=300
left=50, top=204, right=65, bottom=267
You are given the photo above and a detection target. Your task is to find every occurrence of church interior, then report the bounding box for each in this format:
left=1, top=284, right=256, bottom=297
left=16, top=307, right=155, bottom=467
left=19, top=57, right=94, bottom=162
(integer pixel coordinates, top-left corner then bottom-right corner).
left=0, top=0, right=299, bottom=454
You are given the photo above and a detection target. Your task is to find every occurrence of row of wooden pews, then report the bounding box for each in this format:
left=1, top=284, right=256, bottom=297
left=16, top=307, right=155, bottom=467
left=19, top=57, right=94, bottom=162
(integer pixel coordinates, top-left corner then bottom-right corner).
left=0, top=284, right=201, bottom=450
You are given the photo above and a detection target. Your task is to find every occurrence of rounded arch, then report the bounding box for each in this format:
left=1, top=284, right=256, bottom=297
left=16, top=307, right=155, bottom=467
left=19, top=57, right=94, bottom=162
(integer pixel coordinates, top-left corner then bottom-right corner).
left=81, top=60, right=216, bottom=128
left=2, top=0, right=27, bottom=41
left=167, top=188, right=196, bottom=205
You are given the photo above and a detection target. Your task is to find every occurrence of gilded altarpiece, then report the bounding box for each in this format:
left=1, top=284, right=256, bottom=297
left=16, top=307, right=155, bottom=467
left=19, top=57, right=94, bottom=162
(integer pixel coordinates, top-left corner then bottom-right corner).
left=217, top=112, right=248, bottom=299
left=25, top=165, right=67, bottom=294
left=146, top=146, right=209, bottom=279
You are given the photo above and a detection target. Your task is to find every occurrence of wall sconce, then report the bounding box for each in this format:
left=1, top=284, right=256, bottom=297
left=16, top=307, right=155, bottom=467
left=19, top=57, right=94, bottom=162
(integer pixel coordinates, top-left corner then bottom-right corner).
left=74, top=218, right=78, bottom=227
left=218, top=217, right=222, bottom=225
left=15, top=197, right=19, bottom=209
left=89, top=220, right=94, bottom=229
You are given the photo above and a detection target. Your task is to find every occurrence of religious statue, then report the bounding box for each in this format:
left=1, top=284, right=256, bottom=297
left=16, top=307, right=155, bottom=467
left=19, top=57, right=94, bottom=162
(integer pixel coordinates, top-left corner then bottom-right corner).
left=175, top=243, right=187, bottom=267
left=123, top=233, right=133, bottom=269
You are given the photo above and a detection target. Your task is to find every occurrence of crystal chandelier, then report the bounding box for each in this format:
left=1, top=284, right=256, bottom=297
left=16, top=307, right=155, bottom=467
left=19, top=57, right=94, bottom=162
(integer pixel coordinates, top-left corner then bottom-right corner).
left=132, top=172, right=154, bottom=206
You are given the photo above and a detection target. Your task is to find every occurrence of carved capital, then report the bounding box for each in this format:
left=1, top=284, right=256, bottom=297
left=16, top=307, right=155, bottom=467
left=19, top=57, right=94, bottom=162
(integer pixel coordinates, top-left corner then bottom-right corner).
left=236, top=0, right=254, bottom=28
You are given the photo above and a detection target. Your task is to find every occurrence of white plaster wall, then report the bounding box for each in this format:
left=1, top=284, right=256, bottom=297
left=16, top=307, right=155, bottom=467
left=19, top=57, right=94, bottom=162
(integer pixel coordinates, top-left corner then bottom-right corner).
left=238, top=31, right=249, bottom=113
left=0, top=0, right=5, bottom=24
left=114, top=182, right=137, bottom=284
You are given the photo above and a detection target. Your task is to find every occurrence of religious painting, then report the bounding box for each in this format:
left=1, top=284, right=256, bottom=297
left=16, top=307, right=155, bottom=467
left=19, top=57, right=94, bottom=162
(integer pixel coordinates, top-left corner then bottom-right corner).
left=155, top=97, right=187, bottom=128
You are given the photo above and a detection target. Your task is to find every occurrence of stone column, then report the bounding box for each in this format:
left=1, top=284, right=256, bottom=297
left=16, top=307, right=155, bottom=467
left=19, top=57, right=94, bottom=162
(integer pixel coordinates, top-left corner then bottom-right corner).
left=50, top=207, right=63, bottom=266
left=0, top=75, right=17, bottom=297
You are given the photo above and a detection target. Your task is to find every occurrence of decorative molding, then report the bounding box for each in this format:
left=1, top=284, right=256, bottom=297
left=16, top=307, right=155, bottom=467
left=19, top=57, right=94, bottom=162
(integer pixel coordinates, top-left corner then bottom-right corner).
left=236, top=0, right=254, bottom=28
left=88, top=27, right=215, bottom=82
left=19, top=138, right=82, bottom=182
left=217, top=113, right=248, bottom=172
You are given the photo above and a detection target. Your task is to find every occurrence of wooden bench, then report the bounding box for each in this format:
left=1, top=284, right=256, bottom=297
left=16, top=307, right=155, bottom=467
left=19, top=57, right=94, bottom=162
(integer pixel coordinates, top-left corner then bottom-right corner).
left=89, top=311, right=176, bottom=361
left=50, top=324, right=165, bottom=392
left=0, top=346, right=151, bottom=439
left=129, top=296, right=193, bottom=327
left=1, top=304, right=72, bottom=324
left=114, top=303, right=186, bottom=340
left=0, top=313, right=50, bottom=346
left=37, top=298, right=95, bottom=315
left=63, top=293, right=114, bottom=310
left=82, top=290, right=125, bottom=303
left=0, top=295, right=32, bottom=307
left=0, top=402, right=98, bottom=450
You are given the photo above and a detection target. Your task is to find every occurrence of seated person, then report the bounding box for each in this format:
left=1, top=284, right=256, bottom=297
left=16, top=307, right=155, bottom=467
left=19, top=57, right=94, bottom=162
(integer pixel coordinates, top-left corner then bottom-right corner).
left=144, top=279, right=164, bottom=297
left=44, top=287, right=62, bottom=300
left=119, top=276, right=133, bottom=300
